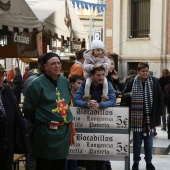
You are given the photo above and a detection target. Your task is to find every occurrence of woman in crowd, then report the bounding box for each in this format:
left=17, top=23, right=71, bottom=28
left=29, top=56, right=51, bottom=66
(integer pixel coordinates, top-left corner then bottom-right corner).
left=11, top=67, right=23, bottom=103
left=107, top=57, right=121, bottom=99
left=159, top=69, right=170, bottom=131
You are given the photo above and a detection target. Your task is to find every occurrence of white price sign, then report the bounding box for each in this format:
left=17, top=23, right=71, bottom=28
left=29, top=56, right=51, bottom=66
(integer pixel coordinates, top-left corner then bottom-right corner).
left=70, top=133, right=129, bottom=156
left=70, top=107, right=129, bottom=129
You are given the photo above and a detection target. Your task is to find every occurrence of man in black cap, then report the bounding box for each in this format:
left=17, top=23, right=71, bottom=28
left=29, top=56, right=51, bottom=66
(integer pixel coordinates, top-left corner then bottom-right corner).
left=23, top=54, right=45, bottom=170
left=24, top=52, right=74, bottom=170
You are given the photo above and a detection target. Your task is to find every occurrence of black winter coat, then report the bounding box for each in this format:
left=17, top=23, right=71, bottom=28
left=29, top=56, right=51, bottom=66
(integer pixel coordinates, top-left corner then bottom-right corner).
left=121, top=77, right=164, bottom=127
left=0, top=84, right=29, bottom=155
left=158, top=76, right=170, bottom=104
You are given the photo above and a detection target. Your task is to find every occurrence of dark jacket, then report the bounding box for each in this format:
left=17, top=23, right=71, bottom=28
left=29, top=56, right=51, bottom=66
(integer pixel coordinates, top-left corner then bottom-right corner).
left=107, top=72, right=122, bottom=98
left=158, top=76, right=170, bottom=104
left=74, top=81, right=116, bottom=108
left=0, top=86, right=15, bottom=153
left=167, top=90, right=170, bottom=114
left=12, top=72, right=23, bottom=92
left=28, top=68, right=41, bottom=78
left=121, top=77, right=164, bottom=127
left=0, top=84, right=28, bottom=155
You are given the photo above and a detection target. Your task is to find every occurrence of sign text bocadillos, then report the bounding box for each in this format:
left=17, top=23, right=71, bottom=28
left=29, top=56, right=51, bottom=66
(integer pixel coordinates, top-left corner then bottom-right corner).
left=72, top=107, right=129, bottom=129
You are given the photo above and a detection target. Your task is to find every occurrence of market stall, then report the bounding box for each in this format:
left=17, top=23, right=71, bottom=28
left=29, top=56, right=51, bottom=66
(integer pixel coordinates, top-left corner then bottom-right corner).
left=0, top=0, right=43, bottom=71
left=27, top=0, right=88, bottom=53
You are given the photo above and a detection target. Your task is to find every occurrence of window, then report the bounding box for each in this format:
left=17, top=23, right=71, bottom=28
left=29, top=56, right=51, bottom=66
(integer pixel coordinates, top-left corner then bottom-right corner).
left=131, top=0, right=150, bottom=38
left=128, top=62, right=139, bottom=71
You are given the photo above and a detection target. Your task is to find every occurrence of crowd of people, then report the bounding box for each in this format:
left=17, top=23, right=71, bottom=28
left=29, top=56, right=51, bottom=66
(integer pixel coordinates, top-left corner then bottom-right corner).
left=0, top=39, right=170, bottom=170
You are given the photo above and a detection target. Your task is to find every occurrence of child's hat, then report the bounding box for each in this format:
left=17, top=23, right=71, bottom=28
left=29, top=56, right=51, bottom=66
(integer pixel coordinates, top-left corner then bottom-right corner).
left=91, top=40, right=105, bottom=50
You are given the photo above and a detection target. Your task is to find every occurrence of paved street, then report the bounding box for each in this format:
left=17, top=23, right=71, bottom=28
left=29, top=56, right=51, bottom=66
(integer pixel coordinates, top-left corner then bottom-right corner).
left=16, top=125, right=170, bottom=170
left=111, top=126, right=170, bottom=170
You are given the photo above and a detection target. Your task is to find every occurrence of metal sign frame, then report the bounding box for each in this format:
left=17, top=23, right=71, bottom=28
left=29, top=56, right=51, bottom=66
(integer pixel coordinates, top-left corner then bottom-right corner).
left=68, top=107, right=130, bottom=170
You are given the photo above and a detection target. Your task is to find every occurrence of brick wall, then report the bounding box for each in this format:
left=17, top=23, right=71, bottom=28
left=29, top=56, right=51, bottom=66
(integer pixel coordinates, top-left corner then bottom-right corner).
left=105, top=0, right=113, bottom=53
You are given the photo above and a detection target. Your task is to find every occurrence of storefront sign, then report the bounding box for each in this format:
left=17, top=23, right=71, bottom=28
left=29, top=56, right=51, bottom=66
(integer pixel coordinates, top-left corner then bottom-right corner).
left=12, top=32, right=32, bottom=46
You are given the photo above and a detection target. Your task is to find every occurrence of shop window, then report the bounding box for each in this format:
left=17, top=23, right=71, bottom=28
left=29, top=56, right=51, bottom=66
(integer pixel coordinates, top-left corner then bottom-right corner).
left=131, top=0, right=150, bottom=38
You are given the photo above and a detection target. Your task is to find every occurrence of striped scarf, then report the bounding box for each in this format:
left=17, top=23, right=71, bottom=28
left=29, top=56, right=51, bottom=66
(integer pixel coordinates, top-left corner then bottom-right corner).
left=131, top=75, right=153, bottom=136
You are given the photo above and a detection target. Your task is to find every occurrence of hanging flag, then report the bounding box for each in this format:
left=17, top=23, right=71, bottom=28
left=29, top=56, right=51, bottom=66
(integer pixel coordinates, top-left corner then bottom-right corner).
left=71, top=0, right=106, bottom=12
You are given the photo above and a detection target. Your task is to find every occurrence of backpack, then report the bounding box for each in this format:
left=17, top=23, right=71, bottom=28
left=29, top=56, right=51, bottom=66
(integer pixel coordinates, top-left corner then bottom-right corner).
left=163, top=82, right=170, bottom=97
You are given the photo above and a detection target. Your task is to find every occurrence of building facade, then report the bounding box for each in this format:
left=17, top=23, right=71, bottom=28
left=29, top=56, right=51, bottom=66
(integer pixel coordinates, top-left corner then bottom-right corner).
left=105, top=0, right=170, bottom=79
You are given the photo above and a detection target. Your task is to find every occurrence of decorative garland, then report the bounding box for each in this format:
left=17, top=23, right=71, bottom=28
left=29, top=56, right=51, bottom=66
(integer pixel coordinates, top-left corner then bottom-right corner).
left=71, top=0, right=106, bottom=11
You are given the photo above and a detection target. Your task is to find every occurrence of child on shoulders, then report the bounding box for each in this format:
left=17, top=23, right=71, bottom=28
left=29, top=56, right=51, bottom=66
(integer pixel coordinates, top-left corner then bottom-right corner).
left=83, top=40, right=111, bottom=102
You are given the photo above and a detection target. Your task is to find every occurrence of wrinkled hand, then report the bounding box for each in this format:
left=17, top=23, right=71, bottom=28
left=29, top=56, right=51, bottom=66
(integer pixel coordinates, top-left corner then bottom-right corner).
left=93, top=63, right=103, bottom=68
left=88, top=100, right=99, bottom=110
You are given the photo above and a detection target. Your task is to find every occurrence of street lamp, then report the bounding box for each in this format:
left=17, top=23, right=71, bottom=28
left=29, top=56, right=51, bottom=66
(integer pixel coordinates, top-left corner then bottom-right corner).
left=88, top=12, right=105, bottom=48
left=0, top=35, right=7, bottom=46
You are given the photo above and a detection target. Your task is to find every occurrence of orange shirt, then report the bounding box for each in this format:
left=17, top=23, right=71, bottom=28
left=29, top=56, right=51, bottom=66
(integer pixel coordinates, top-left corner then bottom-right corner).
left=68, top=63, right=84, bottom=79
left=8, top=69, right=14, bottom=82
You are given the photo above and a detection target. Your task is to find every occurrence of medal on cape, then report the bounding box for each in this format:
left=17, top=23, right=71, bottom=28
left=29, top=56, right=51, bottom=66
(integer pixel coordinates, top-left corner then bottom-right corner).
left=52, top=91, right=68, bottom=123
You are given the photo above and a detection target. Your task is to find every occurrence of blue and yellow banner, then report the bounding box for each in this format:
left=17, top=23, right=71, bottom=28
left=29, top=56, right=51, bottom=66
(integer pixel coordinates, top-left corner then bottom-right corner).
left=71, top=0, right=106, bottom=11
